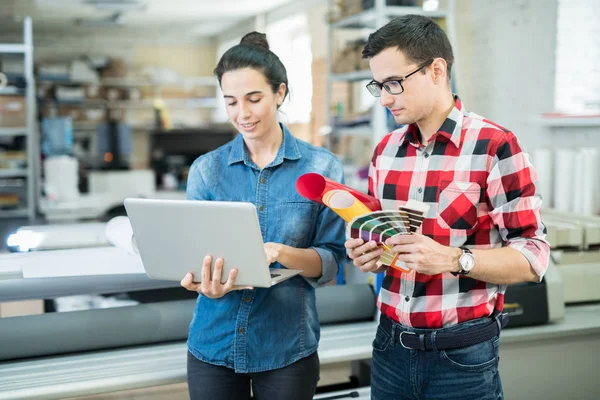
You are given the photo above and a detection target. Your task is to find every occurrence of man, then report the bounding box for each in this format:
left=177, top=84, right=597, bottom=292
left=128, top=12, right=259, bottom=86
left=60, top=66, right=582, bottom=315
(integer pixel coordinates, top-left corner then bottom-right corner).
left=345, top=15, right=549, bottom=400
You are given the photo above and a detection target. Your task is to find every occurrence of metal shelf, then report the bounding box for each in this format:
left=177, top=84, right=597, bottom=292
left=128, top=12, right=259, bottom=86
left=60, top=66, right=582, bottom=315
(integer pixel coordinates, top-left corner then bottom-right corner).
left=0, top=128, right=28, bottom=137
left=0, top=169, right=28, bottom=178
left=0, top=208, right=29, bottom=218
left=537, top=115, right=600, bottom=127
left=330, top=70, right=373, bottom=82
left=331, top=6, right=447, bottom=29
left=0, top=44, right=28, bottom=54
left=325, top=0, right=454, bottom=150
left=0, top=16, right=36, bottom=221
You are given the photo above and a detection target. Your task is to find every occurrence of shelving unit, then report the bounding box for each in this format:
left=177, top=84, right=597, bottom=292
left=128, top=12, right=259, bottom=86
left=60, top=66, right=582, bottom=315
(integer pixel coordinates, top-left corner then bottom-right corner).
left=0, top=17, right=37, bottom=220
left=325, top=0, right=455, bottom=152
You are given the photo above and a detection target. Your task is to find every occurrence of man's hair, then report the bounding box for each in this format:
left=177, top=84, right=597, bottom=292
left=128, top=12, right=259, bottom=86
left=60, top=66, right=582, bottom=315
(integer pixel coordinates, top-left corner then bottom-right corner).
left=362, top=14, right=454, bottom=79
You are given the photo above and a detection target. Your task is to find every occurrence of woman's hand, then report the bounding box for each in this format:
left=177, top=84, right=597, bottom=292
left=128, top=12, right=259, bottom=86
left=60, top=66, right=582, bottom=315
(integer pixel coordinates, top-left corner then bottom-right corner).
left=345, top=238, right=387, bottom=274
left=180, top=255, right=252, bottom=299
left=264, top=242, right=283, bottom=264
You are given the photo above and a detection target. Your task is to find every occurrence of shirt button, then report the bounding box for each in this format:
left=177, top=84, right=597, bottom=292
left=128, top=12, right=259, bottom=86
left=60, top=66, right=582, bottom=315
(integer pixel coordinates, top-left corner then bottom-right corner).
left=245, top=296, right=252, bottom=303
left=260, top=178, right=266, bottom=184
left=405, top=296, right=410, bottom=302
left=424, top=153, right=429, bottom=158
left=417, top=187, right=423, bottom=194
left=258, top=205, right=264, bottom=211
left=238, top=327, right=245, bottom=334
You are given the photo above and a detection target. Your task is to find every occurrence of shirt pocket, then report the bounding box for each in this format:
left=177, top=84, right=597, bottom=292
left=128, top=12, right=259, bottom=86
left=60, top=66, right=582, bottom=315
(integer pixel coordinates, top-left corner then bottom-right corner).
left=437, top=180, right=481, bottom=230
left=277, top=201, right=319, bottom=247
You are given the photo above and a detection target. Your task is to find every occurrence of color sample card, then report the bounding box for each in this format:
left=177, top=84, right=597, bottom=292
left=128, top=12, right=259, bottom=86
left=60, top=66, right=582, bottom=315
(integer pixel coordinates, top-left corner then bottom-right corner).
left=345, top=200, right=430, bottom=273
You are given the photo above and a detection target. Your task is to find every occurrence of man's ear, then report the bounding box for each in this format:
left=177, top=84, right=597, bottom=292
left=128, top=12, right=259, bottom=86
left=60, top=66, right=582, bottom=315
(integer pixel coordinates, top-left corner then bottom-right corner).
left=431, top=58, right=448, bottom=84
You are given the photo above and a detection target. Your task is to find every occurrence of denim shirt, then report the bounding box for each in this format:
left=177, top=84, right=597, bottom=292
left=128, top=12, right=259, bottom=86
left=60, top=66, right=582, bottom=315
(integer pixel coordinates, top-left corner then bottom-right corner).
left=185, top=124, right=346, bottom=373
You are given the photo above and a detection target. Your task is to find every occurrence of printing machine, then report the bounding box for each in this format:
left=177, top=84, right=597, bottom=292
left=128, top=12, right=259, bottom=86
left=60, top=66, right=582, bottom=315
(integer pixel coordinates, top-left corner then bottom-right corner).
left=0, top=210, right=592, bottom=399
left=543, top=209, right=600, bottom=304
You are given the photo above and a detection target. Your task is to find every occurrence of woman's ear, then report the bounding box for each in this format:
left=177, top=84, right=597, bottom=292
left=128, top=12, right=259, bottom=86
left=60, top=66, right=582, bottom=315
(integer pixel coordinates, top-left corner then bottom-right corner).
left=277, top=83, right=287, bottom=106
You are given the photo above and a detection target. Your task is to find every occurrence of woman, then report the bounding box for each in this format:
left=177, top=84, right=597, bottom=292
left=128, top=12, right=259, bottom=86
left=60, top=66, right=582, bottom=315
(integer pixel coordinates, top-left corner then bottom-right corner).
left=180, top=32, right=346, bottom=400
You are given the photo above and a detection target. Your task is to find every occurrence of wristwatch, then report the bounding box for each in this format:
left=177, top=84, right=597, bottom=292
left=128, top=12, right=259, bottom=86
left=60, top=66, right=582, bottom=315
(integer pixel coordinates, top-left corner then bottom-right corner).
left=452, top=247, right=475, bottom=276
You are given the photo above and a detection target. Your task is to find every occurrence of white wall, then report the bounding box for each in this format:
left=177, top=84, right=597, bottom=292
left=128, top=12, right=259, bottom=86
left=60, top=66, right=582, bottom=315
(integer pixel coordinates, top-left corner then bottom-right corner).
left=455, top=0, right=559, bottom=152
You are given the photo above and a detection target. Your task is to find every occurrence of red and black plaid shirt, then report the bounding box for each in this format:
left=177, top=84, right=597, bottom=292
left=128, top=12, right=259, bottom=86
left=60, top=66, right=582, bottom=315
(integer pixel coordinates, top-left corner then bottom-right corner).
left=369, top=96, right=550, bottom=328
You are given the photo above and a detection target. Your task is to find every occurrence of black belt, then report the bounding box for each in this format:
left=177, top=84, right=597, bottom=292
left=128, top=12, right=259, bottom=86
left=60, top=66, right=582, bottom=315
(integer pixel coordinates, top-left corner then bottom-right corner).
left=380, top=313, right=509, bottom=351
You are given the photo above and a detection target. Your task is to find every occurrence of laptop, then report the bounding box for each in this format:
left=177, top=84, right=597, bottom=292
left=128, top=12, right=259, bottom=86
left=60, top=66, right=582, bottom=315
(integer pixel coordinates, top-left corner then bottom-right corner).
left=123, top=198, right=301, bottom=288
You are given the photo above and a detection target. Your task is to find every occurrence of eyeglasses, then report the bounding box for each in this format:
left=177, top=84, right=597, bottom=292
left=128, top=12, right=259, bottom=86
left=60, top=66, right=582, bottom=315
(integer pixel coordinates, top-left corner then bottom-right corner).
left=366, top=59, right=433, bottom=97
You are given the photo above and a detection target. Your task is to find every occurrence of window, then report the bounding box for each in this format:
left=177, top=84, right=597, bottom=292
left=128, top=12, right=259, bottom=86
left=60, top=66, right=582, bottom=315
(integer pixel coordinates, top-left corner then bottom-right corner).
left=554, top=0, right=600, bottom=113
left=267, top=14, right=313, bottom=124
left=212, top=37, right=241, bottom=123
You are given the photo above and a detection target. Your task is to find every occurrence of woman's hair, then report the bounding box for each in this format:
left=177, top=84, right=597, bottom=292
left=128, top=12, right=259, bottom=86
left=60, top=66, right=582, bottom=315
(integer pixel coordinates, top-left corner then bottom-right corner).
left=214, top=32, right=289, bottom=104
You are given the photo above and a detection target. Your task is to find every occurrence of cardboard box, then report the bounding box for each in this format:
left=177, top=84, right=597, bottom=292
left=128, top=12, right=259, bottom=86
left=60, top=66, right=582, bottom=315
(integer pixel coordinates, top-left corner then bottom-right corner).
left=0, top=300, right=44, bottom=318
left=84, top=84, right=103, bottom=100
left=101, top=58, right=128, bottom=78
left=58, top=104, right=83, bottom=121
left=0, top=95, right=26, bottom=127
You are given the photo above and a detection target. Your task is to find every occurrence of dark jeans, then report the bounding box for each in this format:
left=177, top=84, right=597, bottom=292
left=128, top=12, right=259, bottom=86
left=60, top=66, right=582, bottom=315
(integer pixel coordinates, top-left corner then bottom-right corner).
left=371, top=315, right=504, bottom=400
left=187, top=351, right=320, bottom=400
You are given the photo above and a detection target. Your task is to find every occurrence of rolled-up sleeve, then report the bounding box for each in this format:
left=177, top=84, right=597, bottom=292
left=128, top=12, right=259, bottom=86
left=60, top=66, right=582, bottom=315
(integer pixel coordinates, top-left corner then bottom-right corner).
left=309, top=159, right=346, bottom=286
left=486, top=133, right=550, bottom=281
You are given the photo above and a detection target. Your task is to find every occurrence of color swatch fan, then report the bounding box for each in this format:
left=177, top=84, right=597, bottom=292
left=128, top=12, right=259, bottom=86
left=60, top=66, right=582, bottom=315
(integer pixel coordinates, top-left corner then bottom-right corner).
left=346, top=200, right=430, bottom=272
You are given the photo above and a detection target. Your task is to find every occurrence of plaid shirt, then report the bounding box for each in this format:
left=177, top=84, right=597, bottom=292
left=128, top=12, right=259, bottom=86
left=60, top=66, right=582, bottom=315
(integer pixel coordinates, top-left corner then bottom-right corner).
left=369, top=96, right=550, bottom=328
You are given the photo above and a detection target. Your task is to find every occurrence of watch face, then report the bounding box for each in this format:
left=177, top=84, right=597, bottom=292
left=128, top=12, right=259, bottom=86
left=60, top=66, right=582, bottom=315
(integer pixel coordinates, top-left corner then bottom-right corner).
left=460, top=253, right=475, bottom=272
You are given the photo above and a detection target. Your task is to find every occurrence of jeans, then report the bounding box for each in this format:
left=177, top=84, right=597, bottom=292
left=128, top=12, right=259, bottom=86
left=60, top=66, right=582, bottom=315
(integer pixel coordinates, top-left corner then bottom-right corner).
left=371, top=315, right=503, bottom=400
left=187, top=351, right=320, bottom=400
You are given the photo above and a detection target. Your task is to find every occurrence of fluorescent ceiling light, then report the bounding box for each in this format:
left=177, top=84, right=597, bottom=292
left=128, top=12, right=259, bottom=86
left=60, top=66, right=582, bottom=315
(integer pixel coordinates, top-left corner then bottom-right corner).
left=76, top=12, right=126, bottom=26
left=84, top=0, right=147, bottom=12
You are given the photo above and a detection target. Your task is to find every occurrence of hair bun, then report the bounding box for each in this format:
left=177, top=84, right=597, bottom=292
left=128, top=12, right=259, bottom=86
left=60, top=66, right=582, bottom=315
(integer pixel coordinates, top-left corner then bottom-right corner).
left=240, top=32, right=269, bottom=51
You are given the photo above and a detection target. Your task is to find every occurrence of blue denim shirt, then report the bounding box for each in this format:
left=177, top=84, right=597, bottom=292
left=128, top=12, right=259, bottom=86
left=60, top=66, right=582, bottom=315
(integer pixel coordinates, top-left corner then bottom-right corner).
left=185, top=124, right=346, bottom=373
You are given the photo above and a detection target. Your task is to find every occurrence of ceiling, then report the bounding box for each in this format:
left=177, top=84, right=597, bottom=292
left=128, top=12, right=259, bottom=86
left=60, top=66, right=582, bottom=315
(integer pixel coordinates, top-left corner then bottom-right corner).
left=1, top=0, right=300, bottom=40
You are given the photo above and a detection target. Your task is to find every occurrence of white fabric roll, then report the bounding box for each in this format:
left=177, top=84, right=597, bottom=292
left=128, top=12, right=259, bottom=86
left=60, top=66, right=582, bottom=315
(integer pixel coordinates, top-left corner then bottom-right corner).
left=105, top=216, right=139, bottom=256
left=553, top=149, right=576, bottom=212
left=531, top=148, right=554, bottom=209
left=43, top=156, right=79, bottom=201
left=578, top=148, right=599, bottom=215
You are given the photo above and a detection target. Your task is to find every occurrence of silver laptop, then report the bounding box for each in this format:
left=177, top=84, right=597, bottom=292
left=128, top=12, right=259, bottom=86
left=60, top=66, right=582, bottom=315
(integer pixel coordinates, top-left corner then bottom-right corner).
left=123, top=198, right=301, bottom=288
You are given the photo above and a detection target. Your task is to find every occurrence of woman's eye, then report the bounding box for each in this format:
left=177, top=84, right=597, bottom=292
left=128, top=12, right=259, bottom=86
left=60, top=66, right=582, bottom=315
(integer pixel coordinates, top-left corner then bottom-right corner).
left=249, top=98, right=261, bottom=103
left=227, top=103, right=237, bottom=107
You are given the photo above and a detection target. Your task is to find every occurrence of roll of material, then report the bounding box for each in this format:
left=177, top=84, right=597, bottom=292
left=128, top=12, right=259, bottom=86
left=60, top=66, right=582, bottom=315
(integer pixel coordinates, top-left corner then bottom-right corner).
left=573, top=148, right=598, bottom=215
left=316, top=284, right=377, bottom=325
left=105, top=216, right=138, bottom=255
left=0, top=300, right=195, bottom=362
left=531, top=148, right=553, bottom=209
left=553, top=149, right=576, bottom=212
left=0, top=284, right=376, bottom=361
left=43, top=156, right=79, bottom=201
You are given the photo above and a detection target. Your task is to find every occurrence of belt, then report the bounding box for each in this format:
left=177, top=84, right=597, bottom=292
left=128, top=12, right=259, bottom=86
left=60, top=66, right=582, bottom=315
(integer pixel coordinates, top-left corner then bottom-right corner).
left=380, top=313, right=509, bottom=351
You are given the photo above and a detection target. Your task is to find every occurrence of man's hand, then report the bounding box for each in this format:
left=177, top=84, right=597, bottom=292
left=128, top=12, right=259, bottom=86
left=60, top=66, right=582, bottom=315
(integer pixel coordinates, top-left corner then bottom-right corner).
left=180, top=255, right=252, bottom=298
left=345, top=238, right=387, bottom=274
left=385, top=234, right=461, bottom=275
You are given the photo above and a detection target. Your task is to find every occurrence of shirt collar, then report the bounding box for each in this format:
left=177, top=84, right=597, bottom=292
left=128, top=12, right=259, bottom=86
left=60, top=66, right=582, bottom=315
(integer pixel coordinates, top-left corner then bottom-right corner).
left=228, top=123, right=301, bottom=166
left=398, top=95, right=464, bottom=148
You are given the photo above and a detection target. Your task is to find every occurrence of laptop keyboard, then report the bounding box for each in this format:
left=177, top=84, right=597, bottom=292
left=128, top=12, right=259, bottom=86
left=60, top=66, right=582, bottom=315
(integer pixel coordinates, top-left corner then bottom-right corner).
left=270, top=273, right=281, bottom=279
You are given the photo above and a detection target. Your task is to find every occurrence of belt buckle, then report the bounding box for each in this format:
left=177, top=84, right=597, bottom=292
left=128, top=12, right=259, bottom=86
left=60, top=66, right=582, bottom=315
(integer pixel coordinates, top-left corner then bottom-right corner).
left=399, top=331, right=416, bottom=350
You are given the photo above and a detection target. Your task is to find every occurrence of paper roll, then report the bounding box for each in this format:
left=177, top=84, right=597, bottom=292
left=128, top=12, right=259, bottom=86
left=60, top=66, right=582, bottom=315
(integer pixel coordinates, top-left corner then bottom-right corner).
left=531, top=148, right=553, bottom=209
left=105, top=216, right=138, bottom=255
left=553, top=149, right=576, bottom=212
left=577, top=148, right=599, bottom=215
left=296, top=172, right=381, bottom=211
left=44, top=155, right=79, bottom=201
left=322, top=190, right=372, bottom=222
